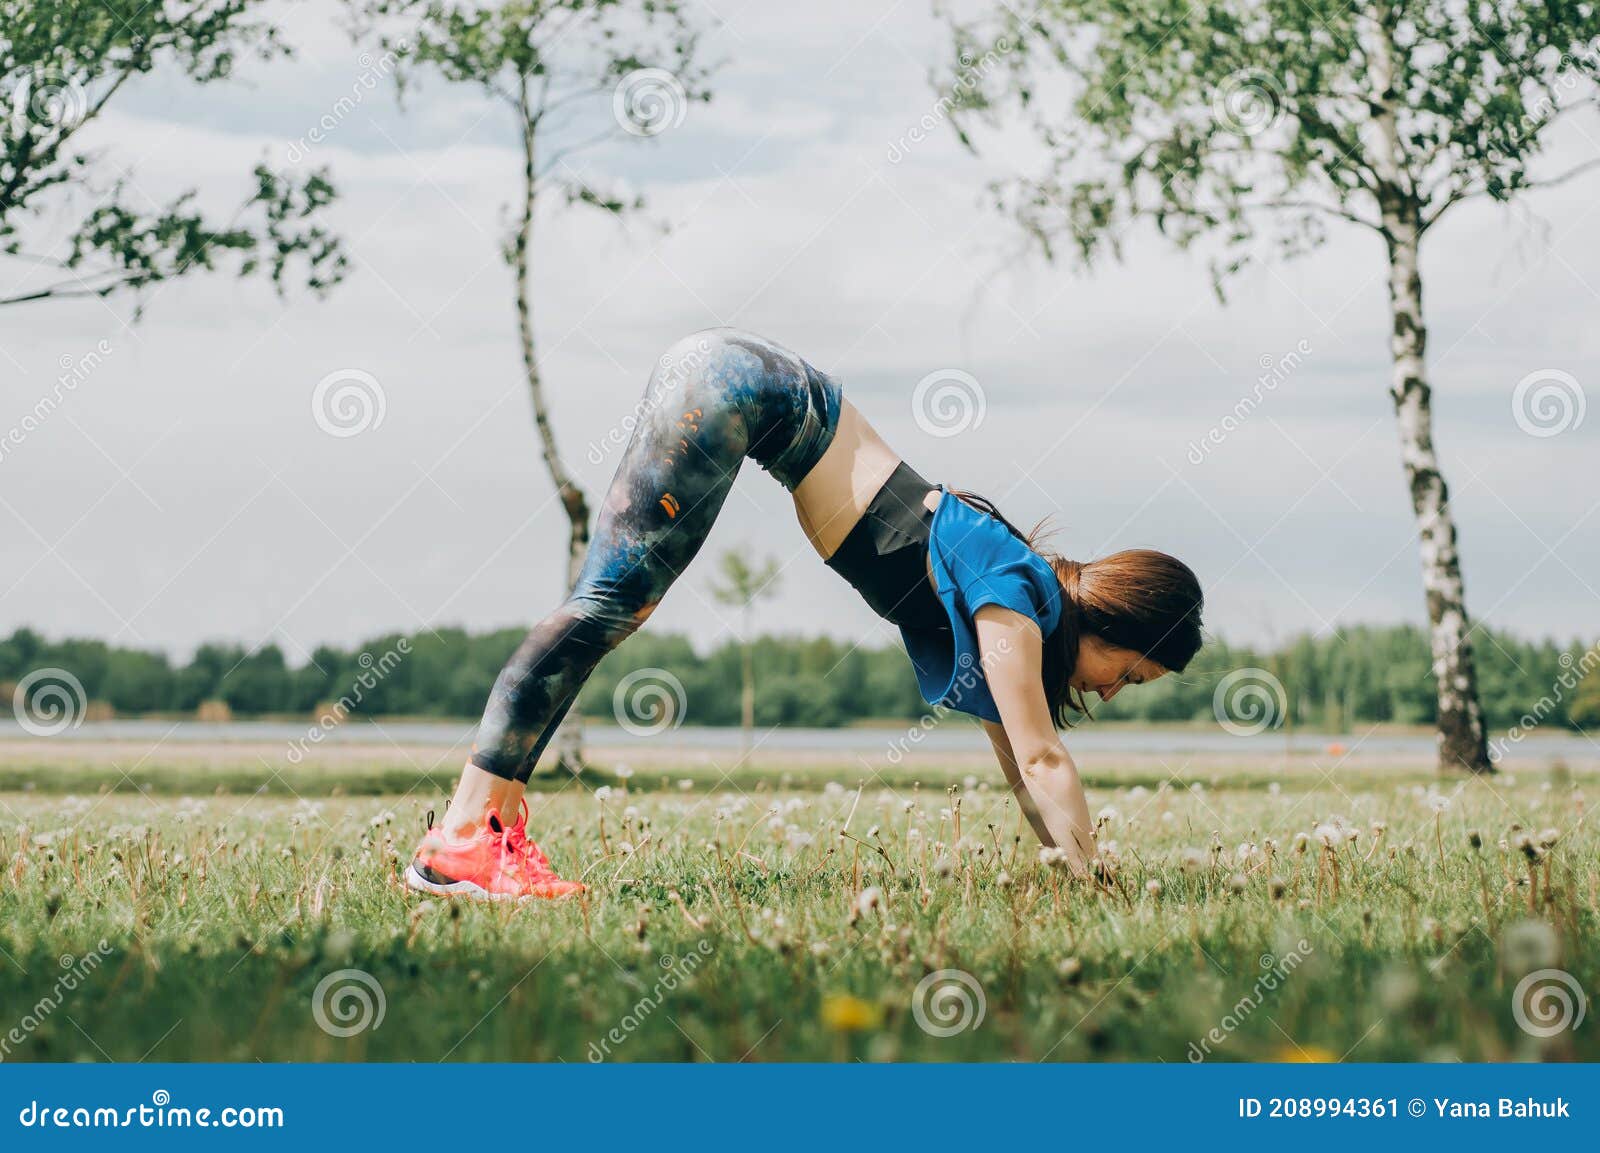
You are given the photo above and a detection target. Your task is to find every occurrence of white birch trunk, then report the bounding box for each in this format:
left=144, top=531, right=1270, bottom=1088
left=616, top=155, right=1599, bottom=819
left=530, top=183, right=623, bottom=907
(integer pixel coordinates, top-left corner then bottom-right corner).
left=1384, top=218, right=1491, bottom=773
left=1369, top=6, right=1490, bottom=773
left=515, top=89, right=590, bottom=775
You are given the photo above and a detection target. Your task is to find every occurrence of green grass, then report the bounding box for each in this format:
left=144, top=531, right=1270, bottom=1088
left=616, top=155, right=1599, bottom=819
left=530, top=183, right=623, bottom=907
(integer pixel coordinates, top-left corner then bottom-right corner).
left=0, top=765, right=1594, bottom=1062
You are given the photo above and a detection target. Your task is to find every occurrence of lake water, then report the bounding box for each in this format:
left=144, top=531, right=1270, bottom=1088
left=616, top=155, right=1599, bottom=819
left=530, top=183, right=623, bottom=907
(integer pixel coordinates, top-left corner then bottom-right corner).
left=1, top=718, right=1593, bottom=763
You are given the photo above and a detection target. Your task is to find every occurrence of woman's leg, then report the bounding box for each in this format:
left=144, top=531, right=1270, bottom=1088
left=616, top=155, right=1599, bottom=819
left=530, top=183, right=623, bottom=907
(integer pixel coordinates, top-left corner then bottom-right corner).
left=443, top=329, right=842, bottom=834
left=440, top=765, right=524, bottom=838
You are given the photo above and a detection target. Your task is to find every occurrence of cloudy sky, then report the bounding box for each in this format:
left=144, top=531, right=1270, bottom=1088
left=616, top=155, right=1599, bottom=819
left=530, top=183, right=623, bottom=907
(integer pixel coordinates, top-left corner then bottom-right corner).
left=2, top=0, right=1596, bottom=667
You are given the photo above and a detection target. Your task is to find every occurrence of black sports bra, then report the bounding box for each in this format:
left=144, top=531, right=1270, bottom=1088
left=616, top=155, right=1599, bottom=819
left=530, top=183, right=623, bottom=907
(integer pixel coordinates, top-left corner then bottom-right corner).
left=824, top=461, right=951, bottom=631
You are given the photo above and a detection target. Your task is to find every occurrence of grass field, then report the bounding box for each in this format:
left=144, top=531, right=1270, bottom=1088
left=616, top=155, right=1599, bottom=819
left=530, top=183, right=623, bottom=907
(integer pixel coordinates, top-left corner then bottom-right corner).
left=0, top=754, right=1594, bottom=1062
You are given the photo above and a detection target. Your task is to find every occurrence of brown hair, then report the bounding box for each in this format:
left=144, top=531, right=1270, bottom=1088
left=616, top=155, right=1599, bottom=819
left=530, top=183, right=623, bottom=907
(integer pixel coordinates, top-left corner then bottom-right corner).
left=950, top=491, right=1205, bottom=728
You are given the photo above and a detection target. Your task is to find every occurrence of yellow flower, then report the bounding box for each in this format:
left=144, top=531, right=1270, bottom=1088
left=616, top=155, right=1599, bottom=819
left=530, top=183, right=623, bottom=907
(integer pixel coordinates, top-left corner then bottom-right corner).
left=821, top=993, right=882, bottom=1033
left=1275, top=1044, right=1340, bottom=1063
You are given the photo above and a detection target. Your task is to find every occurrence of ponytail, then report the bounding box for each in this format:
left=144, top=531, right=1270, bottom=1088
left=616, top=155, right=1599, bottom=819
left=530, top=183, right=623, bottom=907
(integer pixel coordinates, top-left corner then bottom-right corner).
left=948, top=490, right=1203, bottom=728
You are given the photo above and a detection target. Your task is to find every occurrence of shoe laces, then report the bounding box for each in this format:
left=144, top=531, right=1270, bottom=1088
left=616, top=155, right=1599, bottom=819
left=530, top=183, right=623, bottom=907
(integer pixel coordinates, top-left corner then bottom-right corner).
left=497, top=801, right=554, bottom=875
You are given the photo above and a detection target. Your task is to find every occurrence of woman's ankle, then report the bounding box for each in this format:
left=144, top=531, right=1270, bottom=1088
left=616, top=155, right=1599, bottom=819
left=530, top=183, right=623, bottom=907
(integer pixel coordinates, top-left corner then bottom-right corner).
left=441, top=763, right=525, bottom=838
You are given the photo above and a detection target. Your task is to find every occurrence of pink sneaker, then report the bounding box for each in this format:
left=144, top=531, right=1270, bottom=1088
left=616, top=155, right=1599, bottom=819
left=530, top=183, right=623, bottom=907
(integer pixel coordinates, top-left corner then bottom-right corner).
left=405, top=807, right=582, bottom=902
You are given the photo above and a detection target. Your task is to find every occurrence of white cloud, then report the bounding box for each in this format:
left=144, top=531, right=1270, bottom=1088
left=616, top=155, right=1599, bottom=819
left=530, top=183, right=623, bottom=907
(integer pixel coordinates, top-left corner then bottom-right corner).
left=1, top=2, right=1596, bottom=661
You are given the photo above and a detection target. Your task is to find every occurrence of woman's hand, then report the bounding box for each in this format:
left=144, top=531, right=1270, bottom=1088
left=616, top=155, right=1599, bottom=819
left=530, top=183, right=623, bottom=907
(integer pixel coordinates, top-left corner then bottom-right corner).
left=974, top=605, right=1097, bottom=876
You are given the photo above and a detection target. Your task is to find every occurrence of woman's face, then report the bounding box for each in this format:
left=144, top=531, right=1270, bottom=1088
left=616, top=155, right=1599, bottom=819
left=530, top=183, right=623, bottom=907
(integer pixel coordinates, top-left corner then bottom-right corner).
left=1071, top=634, right=1168, bottom=702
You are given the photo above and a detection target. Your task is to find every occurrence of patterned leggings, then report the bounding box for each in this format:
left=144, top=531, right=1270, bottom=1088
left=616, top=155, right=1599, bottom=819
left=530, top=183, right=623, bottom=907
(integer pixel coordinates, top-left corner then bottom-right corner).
left=471, top=329, right=843, bottom=781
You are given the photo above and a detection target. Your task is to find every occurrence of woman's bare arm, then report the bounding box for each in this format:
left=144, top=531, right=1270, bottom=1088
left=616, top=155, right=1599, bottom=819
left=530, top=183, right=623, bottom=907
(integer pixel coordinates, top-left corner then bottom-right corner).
left=982, top=719, right=1056, bottom=848
left=973, top=605, right=1096, bottom=873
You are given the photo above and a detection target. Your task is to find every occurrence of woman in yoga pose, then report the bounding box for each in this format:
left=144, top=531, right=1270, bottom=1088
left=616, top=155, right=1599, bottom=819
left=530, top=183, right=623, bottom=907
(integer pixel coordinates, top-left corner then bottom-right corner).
left=406, top=329, right=1204, bottom=900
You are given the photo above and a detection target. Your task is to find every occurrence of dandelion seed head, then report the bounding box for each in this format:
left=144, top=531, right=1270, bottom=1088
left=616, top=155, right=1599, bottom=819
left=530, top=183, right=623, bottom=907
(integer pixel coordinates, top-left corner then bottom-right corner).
left=853, top=887, right=882, bottom=916
left=1376, top=966, right=1419, bottom=1012
left=1501, top=919, right=1561, bottom=973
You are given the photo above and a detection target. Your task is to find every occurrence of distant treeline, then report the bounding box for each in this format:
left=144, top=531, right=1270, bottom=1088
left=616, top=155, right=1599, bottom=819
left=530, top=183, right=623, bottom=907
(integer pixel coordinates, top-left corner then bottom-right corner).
left=1, top=624, right=1596, bottom=732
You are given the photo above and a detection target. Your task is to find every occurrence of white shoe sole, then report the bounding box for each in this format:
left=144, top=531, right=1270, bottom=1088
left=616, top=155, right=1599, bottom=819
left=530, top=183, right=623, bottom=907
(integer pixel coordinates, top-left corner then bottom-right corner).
left=403, top=862, right=529, bottom=903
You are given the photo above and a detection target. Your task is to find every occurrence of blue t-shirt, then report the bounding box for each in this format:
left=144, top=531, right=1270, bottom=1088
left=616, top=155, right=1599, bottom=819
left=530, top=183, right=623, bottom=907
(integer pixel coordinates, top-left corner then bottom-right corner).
left=900, top=490, right=1063, bottom=723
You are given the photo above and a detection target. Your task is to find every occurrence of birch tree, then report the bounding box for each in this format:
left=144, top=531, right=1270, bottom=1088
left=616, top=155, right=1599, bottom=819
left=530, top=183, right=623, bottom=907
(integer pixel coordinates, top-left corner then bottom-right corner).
left=1, top=0, right=346, bottom=309
left=709, top=549, right=781, bottom=759
left=358, top=0, right=709, bottom=771
left=943, top=0, right=1600, bottom=773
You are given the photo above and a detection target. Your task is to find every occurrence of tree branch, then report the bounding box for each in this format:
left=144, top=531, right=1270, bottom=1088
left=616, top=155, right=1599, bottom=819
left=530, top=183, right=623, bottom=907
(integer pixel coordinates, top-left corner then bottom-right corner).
left=1253, top=197, right=1385, bottom=234
left=536, top=124, right=631, bottom=177
left=1422, top=155, right=1600, bottom=231
left=1524, top=154, right=1600, bottom=192
left=0, top=273, right=132, bottom=307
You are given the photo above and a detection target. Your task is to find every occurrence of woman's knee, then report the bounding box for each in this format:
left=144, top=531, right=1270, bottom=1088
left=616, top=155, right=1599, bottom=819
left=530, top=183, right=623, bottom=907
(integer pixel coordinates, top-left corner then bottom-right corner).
left=560, top=585, right=654, bottom=650
left=658, top=327, right=805, bottom=392
left=657, top=328, right=741, bottom=391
